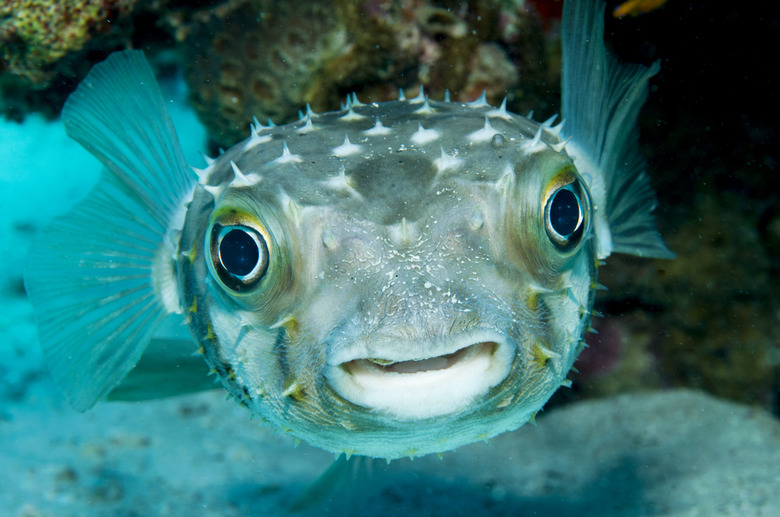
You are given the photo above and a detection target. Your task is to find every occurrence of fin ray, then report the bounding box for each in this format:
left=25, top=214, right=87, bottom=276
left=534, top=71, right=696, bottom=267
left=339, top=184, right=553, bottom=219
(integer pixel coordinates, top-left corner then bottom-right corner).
left=561, top=0, right=674, bottom=259
left=108, top=315, right=214, bottom=401
left=62, top=50, right=194, bottom=219
left=24, top=50, right=196, bottom=411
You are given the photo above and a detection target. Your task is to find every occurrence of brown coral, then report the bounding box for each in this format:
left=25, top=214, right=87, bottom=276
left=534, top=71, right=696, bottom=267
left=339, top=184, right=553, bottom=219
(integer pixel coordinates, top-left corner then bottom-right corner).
left=176, top=0, right=552, bottom=149
left=0, top=0, right=136, bottom=85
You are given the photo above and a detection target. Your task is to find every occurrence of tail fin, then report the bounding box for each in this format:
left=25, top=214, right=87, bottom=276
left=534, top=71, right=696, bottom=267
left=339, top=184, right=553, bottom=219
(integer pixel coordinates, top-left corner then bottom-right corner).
left=24, top=51, right=196, bottom=410
left=561, top=0, right=674, bottom=259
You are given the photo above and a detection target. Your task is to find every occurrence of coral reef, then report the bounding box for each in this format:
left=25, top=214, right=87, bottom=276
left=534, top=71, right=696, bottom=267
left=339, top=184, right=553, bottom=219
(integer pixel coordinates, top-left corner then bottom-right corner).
left=564, top=191, right=779, bottom=413
left=0, top=0, right=124, bottom=84
left=0, top=0, right=142, bottom=120
left=175, top=0, right=553, bottom=148
left=1, top=0, right=556, bottom=147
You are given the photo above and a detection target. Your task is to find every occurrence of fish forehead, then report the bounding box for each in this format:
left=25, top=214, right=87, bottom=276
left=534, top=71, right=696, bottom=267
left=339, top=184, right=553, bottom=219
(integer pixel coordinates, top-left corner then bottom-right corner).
left=202, top=97, right=554, bottom=225
left=199, top=97, right=567, bottom=338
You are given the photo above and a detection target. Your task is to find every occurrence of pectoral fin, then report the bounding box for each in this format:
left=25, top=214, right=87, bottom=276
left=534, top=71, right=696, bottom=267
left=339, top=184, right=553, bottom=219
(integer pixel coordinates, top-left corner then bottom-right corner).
left=24, top=51, right=196, bottom=411
left=107, top=337, right=216, bottom=402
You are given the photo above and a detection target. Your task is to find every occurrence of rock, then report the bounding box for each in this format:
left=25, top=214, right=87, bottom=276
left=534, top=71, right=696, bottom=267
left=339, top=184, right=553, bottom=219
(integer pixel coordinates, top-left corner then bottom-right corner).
left=2, top=387, right=777, bottom=516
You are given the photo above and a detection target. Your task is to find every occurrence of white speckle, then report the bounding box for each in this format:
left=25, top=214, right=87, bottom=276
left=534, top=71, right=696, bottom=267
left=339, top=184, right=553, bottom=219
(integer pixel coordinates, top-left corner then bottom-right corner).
left=468, top=116, right=500, bottom=143
left=364, top=117, right=392, bottom=136
left=411, top=123, right=440, bottom=145
left=273, top=142, right=302, bottom=164
left=424, top=281, right=432, bottom=289
left=333, top=135, right=362, bottom=157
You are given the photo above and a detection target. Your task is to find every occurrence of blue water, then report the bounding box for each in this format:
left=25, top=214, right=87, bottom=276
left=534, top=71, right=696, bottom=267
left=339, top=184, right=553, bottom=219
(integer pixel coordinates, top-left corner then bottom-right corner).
left=0, top=73, right=207, bottom=399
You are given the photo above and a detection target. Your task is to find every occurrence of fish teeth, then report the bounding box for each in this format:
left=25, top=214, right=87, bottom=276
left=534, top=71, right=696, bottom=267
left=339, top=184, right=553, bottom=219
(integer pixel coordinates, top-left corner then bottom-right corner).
left=367, top=358, right=395, bottom=366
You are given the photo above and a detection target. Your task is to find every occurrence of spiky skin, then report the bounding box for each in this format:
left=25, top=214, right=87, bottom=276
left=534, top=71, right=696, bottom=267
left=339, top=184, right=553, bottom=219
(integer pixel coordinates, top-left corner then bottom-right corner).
left=177, top=93, right=596, bottom=459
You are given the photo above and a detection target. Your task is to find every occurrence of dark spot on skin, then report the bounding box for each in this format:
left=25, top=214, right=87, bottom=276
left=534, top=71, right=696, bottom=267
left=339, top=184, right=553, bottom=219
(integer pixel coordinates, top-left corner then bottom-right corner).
left=349, top=155, right=436, bottom=224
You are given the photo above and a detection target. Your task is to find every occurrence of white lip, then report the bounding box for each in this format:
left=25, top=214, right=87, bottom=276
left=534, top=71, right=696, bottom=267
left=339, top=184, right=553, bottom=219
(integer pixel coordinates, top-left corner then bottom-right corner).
left=325, top=335, right=515, bottom=420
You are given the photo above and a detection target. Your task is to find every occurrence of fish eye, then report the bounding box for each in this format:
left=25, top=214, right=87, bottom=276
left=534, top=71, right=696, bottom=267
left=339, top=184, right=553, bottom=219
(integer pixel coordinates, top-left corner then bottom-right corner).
left=544, top=179, right=588, bottom=251
left=209, top=223, right=269, bottom=292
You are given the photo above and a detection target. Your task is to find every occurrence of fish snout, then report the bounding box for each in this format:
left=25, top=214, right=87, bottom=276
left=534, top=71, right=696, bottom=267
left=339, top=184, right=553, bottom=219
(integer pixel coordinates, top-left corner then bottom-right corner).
left=324, top=332, right=515, bottom=420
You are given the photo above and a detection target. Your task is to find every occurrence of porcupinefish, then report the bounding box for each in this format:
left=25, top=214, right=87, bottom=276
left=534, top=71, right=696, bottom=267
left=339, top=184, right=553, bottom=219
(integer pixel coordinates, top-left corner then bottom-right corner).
left=25, top=0, right=672, bottom=460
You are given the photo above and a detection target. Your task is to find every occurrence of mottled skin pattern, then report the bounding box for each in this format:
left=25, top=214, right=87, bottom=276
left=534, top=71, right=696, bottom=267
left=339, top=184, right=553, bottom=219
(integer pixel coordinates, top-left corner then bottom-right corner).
left=178, top=94, right=596, bottom=459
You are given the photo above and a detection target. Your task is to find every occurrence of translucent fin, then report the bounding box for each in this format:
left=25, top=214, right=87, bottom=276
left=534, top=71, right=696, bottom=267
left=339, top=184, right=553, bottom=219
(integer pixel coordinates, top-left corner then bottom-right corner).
left=289, top=456, right=354, bottom=513
left=561, top=0, right=674, bottom=259
left=107, top=338, right=215, bottom=401
left=107, top=314, right=214, bottom=401
left=108, top=338, right=215, bottom=401
left=24, top=50, right=196, bottom=411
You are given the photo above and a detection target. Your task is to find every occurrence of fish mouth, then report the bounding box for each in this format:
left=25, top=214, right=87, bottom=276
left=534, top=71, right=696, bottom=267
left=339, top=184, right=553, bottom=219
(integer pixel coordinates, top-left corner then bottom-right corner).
left=325, top=336, right=515, bottom=420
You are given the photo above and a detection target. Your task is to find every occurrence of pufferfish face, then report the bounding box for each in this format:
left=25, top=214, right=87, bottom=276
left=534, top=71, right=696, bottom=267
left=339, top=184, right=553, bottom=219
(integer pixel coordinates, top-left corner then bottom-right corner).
left=177, top=96, right=595, bottom=459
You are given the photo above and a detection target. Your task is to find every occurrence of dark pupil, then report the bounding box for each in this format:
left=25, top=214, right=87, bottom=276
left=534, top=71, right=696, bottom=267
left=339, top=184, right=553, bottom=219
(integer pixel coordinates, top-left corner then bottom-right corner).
left=550, top=189, right=580, bottom=236
left=219, top=229, right=259, bottom=277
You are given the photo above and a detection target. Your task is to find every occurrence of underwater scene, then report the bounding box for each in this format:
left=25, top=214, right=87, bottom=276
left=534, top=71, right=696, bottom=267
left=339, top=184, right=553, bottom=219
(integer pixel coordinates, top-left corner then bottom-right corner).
left=1, top=0, right=778, bottom=515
